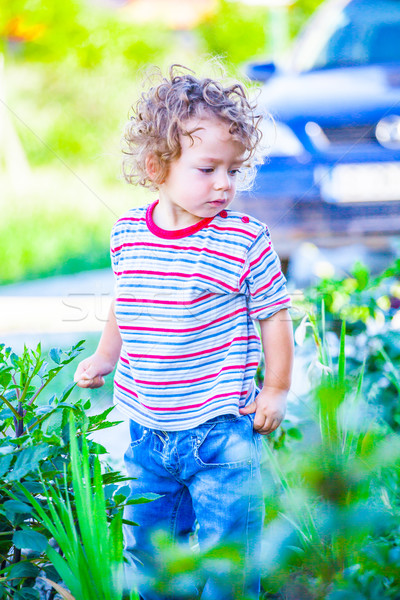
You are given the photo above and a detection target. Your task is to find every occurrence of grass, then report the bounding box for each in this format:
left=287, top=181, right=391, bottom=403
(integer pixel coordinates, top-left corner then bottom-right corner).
left=0, top=165, right=152, bottom=284
left=17, top=415, right=140, bottom=600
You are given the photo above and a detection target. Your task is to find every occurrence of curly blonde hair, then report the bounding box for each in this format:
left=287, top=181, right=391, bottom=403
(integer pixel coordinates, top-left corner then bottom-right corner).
left=122, top=64, right=262, bottom=191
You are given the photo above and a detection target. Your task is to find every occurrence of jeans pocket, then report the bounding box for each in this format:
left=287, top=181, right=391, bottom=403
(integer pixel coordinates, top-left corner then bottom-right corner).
left=129, top=419, right=150, bottom=449
left=193, top=416, right=254, bottom=469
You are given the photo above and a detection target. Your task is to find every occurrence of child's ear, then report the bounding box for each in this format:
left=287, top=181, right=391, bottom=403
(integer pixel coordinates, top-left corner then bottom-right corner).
left=145, top=154, right=164, bottom=184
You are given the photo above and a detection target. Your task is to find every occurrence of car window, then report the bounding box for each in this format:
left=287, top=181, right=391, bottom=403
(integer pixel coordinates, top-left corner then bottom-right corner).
left=292, top=0, right=400, bottom=72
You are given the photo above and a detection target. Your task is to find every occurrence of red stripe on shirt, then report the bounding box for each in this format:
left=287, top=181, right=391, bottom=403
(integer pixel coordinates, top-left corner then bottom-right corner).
left=119, top=307, right=247, bottom=333
left=126, top=335, right=260, bottom=360
left=134, top=362, right=260, bottom=386
left=253, top=271, right=282, bottom=295
left=239, top=268, right=251, bottom=287
left=116, top=216, right=146, bottom=225
left=249, top=243, right=272, bottom=268
left=208, top=224, right=258, bottom=239
left=115, top=380, right=139, bottom=398
left=114, top=270, right=238, bottom=292
left=141, top=390, right=249, bottom=412
left=117, top=293, right=214, bottom=306
left=111, top=241, right=245, bottom=265
left=250, top=298, right=290, bottom=316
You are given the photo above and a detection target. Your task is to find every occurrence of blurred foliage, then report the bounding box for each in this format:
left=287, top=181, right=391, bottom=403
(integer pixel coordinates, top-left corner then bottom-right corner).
left=0, top=0, right=172, bottom=283
left=254, top=258, right=400, bottom=598
left=1, top=0, right=171, bottom=167
left=0, top=167, right=149, bottom=283
left=247, top=255, right=400, bottom=597
left=197, top=0, right=326, bottom=65
left=288, top=0, right=326, bottom=39
left=298, top=259, right=400, bottom=431
left=197, top=0, right=270, bottom=65
left=0, top=0, right=326, bottom=284
left=0, top=0, right=166, bottom=67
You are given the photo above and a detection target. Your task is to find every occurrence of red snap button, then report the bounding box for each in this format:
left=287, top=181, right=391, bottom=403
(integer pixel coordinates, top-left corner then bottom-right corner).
left=220, top=210, right=228, bottom=218
left=241, top=216, right=250, bottom=223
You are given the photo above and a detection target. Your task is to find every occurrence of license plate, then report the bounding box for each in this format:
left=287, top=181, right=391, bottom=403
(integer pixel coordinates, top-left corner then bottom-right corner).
left=316, top=162, right=400, bottom=203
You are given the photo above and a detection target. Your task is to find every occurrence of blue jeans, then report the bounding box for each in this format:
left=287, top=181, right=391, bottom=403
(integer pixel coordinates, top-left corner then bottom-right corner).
left=123, top=413, right=264, bottom=600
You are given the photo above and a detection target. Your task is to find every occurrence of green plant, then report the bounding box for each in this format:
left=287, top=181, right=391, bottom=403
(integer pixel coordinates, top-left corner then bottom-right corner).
left=16, top=415, right=141, bottom=600
left=0, top=341, right=130, bottom=599
left=259, top=307, right=400, bottom=598
left=301, top=259, right=400, bottom=430
left=197, top=0, right=269, bottom=65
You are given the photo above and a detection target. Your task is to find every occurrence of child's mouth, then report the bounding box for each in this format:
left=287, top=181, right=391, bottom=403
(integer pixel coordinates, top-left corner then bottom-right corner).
left=208, top=199, right=226, bottom=206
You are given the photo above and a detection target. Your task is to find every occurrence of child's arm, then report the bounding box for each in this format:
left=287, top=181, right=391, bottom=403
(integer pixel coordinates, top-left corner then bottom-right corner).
left=73, top=300, right=122, bottom=389
left=239, top=308, right=294, bottom=434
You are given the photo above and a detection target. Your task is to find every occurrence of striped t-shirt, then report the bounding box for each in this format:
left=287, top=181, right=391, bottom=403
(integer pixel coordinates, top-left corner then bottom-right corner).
left=111, top=200, right=291, bottom=431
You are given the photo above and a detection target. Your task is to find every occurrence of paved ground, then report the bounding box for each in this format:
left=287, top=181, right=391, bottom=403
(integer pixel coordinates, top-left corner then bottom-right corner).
left=0, top=268, right=132, bottom=467
left=0, top=268, right=115, bottom=350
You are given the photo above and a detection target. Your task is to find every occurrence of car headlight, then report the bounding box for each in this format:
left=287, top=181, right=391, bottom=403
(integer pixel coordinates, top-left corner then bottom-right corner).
left=259, top=116, right=305, bottom=157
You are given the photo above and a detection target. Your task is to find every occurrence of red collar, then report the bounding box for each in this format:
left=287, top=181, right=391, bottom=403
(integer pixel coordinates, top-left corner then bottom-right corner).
left=146, top=200, right=214, bottom=239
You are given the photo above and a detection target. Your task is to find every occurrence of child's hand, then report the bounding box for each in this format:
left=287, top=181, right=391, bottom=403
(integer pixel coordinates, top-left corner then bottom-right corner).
left=239, top=386, right=287, bottom=435
left=73, top=353, right=115, bottom=389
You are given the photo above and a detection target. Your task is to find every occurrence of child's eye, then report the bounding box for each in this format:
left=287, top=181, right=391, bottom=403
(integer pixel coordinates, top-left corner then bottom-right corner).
left=229, top=169, right=241, bottom=176
left=198, top=168, right=214, bottom=174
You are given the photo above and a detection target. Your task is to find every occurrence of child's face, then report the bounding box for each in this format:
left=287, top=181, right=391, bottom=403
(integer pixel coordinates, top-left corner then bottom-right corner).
left=157, top=116, right=246, bottom=226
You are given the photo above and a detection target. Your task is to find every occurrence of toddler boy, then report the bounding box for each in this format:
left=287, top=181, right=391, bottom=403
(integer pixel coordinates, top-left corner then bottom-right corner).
left=74, top=65, right=294, bottom=600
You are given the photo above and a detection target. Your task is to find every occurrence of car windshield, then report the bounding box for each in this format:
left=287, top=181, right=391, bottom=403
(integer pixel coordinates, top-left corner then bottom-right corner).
left=291, top=0, right=400, bottom=72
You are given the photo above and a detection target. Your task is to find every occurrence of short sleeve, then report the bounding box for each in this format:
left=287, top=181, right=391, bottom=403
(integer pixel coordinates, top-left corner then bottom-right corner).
left=239, top=227, right=291, bottom=320
left=110, top=222, right=122, bottom=275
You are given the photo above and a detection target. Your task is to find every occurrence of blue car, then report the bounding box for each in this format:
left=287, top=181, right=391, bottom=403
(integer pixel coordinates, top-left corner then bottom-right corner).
left=234, top=0, right=400, bottom=267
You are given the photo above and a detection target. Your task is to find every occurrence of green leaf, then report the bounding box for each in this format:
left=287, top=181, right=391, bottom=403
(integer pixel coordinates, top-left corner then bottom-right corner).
left=21, top=481, right=44, bottom=494
left=59, top=382, right=76, bottom=402
left=338, top=320, right=346, bottom=387
left=113, top=484, right=130, bottom=502
left=3, top=389, right=18, bottom=401
left=88, top=405, right=115, bottom=425
left=10, top=353, right=19, bottom=367
left=122, top=518, right=139, bottom=527
left=43, top=564, right=61, bottom=582
left=35, top=405, right=53, bottom=416
left=91, top=443, right=108, bottom=454
left=14, top=588, right=40, bottom=600
left=49, top=348, right=62, bottom=364
left=42, top=410, right=63, bottom=435
left=351, top=261, right=370, bottom=290
left=89, top=420, right=123, bottom=432
left=8, top=561, right=40, bottom=580
left=8, top=444, right=51, bottom=481
left=286, top=427, right=302, bottom=440
left=0, top=369, right=12, bottom=388
left=125, top=493, right=160, bottom=505
left=3, top=500, right=33, bottom=520
left=13, top=529, right=48, bottom=553
left=0, top=454, right=13, bottom=478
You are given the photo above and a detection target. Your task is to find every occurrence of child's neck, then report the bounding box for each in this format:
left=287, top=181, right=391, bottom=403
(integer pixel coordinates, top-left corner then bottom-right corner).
left=152, top=199, right=203, bottom=231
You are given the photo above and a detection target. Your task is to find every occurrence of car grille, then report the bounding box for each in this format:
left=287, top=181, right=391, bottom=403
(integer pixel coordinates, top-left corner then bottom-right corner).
left=321, top=124, right=378, bottom=146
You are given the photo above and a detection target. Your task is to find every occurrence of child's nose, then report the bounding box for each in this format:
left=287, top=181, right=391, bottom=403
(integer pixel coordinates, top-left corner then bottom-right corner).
left=214, top=171, right=231, bottom=191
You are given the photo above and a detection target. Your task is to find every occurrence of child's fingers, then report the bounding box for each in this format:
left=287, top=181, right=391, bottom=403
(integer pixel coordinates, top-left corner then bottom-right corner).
left=76, top=374, right=105, bottom=389
left=73, top=369, right=90, bottom=383
left=73, top=360, right=91, bottom=382
left=255, top=415, right=282, bottom=435
left=239, top=401, right=257, bottom=415
left=74, top=364, right=105, bottom=388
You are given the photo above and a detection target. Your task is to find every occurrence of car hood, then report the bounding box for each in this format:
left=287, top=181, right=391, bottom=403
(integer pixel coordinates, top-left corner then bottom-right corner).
left=259, top=64, right=400, bottom=124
